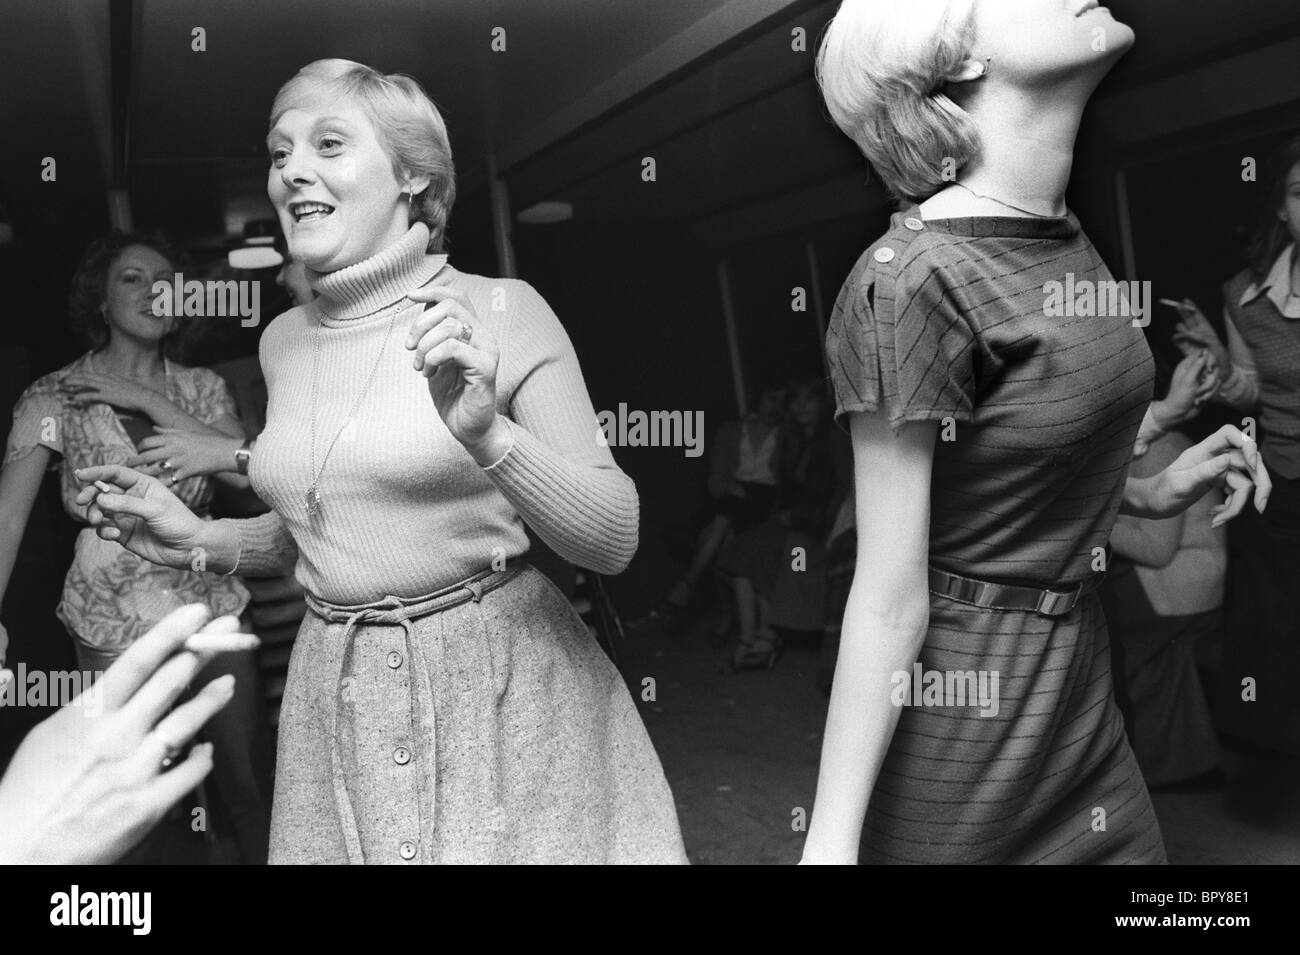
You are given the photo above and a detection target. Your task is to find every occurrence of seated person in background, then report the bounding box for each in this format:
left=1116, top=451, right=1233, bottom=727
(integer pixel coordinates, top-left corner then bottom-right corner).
left=718, top=375, right=850, bottom=671
left=1103, top=348, right=1225, bottom=789
left=660, top=374, right=792, bottom=631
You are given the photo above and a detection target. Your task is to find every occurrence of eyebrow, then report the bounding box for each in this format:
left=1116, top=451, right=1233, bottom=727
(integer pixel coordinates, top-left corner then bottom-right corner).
left=266, top=115, right=357, bottom=149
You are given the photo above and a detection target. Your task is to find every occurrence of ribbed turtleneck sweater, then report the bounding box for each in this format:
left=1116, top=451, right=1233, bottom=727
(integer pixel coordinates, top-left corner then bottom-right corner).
left=221, top=223, right=638, bottom=602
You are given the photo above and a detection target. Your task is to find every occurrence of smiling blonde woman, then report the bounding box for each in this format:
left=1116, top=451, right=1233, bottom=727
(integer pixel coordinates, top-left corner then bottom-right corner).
left=77, top=58, right=686, bottom=864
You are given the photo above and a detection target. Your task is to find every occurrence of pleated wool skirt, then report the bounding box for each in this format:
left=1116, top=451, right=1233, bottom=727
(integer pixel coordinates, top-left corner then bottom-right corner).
left=269, top=565, right=688, bottom=864
left=860, top=591, right=1167, bottom=865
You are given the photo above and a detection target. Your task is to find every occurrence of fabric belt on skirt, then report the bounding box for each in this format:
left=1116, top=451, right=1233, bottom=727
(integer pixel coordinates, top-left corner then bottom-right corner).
left=928, top=566, right=1104, bottom=618
left=303, top=560, right=525, bottom=864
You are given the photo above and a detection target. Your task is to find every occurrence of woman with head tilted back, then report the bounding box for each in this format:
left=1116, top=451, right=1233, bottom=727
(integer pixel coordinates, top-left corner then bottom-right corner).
left=76, top=59, right=686, bottom=864
left=804, top=0, right=1270, bottom=864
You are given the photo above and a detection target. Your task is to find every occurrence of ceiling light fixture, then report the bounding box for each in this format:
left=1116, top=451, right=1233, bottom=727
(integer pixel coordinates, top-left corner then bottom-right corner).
left=228, top=218, right=284, bottom=270
left=517, top=200, right=574, bottom=225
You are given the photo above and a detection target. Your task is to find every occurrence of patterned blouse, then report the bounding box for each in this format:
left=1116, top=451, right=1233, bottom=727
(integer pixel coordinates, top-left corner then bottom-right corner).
left=5, top=351, right=249, bottom=655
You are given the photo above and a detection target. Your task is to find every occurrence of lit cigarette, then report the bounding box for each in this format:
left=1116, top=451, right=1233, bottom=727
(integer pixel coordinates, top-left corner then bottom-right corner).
left=93, top=480, right=114, bottom=494
left=1159, top=299, right=1186, bottom=309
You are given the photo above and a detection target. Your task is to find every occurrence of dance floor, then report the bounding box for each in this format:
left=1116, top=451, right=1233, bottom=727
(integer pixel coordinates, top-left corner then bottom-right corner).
left=624, top=616, right=1300, bottom=866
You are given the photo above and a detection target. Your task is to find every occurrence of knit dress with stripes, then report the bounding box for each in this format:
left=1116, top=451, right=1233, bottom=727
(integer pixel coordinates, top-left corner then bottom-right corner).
left=825, top=206, right=1167, bottom=864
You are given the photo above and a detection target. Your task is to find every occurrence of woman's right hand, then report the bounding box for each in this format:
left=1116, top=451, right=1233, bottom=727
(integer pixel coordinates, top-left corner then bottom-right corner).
left=73, top=464, right=209, bottom=570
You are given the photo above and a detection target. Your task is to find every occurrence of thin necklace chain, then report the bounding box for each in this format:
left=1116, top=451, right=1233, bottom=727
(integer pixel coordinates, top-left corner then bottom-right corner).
left=954, top=181, right=1065, bottom=219
left=307, top=301, right=406, bottom=514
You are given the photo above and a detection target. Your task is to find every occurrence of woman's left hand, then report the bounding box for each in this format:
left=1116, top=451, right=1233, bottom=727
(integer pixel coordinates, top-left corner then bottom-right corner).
left=128, top=428, right=241, bottom=484
left=404, top=285, right=508, bottom=458
left=59, top=372, right=160, bottom=415
left=1171, top=300, right=1231, bottom=373
left=1154, top=424, right=1271, bottom=526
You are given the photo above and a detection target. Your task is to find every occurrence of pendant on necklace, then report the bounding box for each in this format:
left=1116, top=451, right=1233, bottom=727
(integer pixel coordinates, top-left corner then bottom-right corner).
left=306, top=486, right=323, bottom=517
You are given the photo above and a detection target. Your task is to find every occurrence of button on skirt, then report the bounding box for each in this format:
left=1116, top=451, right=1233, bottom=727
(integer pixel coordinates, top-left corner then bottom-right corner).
left=269, top=565, right=688, bottom=864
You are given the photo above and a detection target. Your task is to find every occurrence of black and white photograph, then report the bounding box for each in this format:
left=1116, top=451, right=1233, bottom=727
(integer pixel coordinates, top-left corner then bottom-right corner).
left=0, top=0, right=1295, bottom=909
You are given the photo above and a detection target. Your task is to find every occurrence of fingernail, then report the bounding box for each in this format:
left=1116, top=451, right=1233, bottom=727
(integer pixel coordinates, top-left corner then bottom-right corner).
left=210, top=674, right=236, bottom=698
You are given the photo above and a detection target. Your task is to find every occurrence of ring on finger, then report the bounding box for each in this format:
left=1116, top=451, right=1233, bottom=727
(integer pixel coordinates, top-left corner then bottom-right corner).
left=456, top=321, right=473, bottom=344
left=151, top=733, right=184, bottom=773
left=163, top=460, right=174, bottom=471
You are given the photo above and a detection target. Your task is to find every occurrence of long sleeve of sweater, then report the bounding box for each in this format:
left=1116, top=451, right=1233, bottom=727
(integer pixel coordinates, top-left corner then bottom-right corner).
left=480, top=280, right=638, bottom=575
left=221, top=510, right=299, bottom=577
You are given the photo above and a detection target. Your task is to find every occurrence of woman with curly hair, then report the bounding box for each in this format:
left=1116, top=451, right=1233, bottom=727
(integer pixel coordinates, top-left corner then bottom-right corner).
left=0, top=232, right=269, bottom=861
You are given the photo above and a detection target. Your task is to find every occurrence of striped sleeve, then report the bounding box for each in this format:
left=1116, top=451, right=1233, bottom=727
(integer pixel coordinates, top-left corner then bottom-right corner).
left=826, top=251, right=977, bottom=432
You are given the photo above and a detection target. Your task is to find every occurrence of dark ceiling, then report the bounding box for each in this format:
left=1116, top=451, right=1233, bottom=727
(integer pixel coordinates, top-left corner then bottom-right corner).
left=2, top=0, right=1299, bottom=257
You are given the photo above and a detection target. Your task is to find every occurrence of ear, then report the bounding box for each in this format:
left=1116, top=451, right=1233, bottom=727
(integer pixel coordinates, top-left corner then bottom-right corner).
left=404, top=172, right=432, bottom=198
left=947, top=57, right=989, bottom=84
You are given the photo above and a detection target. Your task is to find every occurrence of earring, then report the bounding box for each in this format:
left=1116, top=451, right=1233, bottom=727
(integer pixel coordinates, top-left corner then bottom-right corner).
left=406, top=191, right=414, bottom=218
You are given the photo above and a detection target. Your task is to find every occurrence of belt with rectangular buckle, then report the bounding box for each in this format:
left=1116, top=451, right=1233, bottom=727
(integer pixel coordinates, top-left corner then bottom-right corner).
left=928, top=566, right=1104, bottom=618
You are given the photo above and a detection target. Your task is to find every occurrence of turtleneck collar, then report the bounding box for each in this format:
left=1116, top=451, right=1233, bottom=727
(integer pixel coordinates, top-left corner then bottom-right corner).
left=308, top=222, right=449, bottom=325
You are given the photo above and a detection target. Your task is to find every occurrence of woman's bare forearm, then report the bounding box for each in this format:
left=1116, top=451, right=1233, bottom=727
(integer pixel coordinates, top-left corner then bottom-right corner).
left=803, top=592, right=930, bottom=863
left=0, top=449, right=53, bottom=608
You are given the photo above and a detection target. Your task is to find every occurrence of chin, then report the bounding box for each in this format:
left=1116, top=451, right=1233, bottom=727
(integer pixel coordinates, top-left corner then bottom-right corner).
left=288, top=237, right=338, bottom=273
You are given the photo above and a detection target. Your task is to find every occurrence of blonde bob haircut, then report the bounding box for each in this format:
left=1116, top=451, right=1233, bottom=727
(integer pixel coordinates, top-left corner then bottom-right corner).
left=816, top=0, right=980, bottom=204
left=270, top=58, right=456, bottom=253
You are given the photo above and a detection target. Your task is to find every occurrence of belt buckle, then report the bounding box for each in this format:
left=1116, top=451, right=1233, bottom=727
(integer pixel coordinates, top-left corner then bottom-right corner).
left=1036, top=584, right=1080, bottom=618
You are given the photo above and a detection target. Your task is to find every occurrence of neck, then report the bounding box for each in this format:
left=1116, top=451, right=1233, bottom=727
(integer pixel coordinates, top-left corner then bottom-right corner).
left=95, top=337, right=163, bottom=378
left=309, top=222, right=446, bottom=323
left=935, top=73, right=1105, bottom=217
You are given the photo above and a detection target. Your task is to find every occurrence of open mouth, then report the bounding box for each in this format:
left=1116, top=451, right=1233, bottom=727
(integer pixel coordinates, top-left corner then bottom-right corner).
left=289, top=200, right=336, bottom=223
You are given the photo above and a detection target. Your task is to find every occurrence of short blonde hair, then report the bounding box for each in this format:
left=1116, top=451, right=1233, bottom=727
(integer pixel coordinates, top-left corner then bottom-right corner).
left=271, top=59, right=456, bottom=253
left=816, top=0, right=979, bottom=203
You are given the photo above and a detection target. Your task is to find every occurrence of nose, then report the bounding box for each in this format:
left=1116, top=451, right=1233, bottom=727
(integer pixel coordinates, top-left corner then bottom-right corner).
left=278, top=150, right=317, bottom=190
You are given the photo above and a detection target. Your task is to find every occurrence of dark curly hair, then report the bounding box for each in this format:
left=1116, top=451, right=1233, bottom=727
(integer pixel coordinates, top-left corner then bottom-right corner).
left=67, top=231, right=187, bottom=350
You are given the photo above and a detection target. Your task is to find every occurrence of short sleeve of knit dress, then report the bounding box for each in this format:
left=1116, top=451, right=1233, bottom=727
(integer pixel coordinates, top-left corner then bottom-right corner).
left=826, top=241, right=978, bottom=431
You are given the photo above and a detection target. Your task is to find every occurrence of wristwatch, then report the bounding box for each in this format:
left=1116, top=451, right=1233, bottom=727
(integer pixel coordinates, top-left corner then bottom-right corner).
left=234, top=438, right=253, bottom=476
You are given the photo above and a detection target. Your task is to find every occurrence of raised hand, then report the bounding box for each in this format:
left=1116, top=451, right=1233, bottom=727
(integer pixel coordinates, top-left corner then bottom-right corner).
left=128, top=427, right=244, bottom=484
left=59, top=372, right=161, bottom=415
left=1170, top=299, right=1231, bottom=373
left=1163, top=352, right=1220, bottom=422
left=1154, top=424, right=1271, bottom=527
left=404, top=284, right=511, bottom=463
left=0, top=604, right=258, bottom=864
left=73, top=464, right=214, bottom=569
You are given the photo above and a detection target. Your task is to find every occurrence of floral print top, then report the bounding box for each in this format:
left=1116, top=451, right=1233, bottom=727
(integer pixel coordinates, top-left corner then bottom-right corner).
left=5, top=351, right=249, bottom=655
